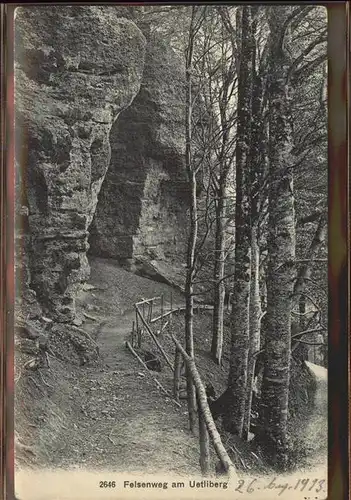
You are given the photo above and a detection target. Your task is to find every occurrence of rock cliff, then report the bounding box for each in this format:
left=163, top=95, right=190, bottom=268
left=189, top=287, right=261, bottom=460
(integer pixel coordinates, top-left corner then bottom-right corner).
left=89, top=34, right=189, bottom=273
left=15, top=6, right=146, bottom=321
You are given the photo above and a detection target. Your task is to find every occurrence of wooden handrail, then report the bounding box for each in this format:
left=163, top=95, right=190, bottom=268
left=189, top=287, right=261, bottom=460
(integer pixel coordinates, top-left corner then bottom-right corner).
left=150, top=309, right=174, bottom=323
left=135, top=296, right=161, bottom=306
left=171, top=334, right=237, bottom=478
left=150, top=304, right=213, bottom=323
left=136, top=306, right=174, bottom=372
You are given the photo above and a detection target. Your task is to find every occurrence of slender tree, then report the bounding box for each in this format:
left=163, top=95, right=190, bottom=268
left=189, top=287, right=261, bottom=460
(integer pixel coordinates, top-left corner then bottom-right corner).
left=210, top=9, right=237, bottom=365
left=222, top=5, right=254, bottom=436
left=242, top=6, right=266, bottom=440
left=184, top=5, right=207, bottom=433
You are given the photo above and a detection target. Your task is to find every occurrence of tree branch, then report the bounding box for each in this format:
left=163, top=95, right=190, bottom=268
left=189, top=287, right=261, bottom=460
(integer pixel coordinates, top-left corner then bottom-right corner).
left=294, top=339, right=325, bottom=346
left=291, top=327, right=325, bottom=340
left=288, top=32, right=327, bottom=80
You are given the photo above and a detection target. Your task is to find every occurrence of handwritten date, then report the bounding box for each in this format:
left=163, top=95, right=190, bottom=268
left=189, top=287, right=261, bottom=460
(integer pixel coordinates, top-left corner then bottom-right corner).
left=234, top=477, right=326, bottom=496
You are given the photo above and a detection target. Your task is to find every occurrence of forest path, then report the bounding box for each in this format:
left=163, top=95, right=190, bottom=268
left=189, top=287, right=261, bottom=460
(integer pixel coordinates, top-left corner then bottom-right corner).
left=88, top=304, right=201, bottom=475
left=297, top=361, right=328, bottom=471
left=56, top=257, right=201, bottom=475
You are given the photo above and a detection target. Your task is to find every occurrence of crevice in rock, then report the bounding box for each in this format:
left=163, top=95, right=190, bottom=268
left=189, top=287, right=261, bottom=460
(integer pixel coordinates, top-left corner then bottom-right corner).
left=88, top=33, right=189, bottom=283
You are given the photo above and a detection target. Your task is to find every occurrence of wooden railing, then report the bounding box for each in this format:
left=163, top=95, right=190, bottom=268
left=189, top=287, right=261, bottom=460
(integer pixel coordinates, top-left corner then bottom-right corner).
left=135, top=304, right=174, bottom=371
left=126, top=294, right=236, bottom=478
left=131, top=293, right=213, bottom=350
left=172, top=335, right=236, bottom=478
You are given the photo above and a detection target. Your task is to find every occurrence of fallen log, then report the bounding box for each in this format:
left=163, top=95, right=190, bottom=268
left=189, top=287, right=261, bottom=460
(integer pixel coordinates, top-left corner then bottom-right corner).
left=70, top=325, right=100, bottom=356
left=70, top=325, right=99, bottom=351
left=161, top=321, right=169, bottom=332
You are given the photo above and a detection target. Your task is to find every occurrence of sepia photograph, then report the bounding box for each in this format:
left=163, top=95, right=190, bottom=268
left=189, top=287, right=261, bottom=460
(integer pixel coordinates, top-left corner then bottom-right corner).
left=6, top=3, right=337, bottom=499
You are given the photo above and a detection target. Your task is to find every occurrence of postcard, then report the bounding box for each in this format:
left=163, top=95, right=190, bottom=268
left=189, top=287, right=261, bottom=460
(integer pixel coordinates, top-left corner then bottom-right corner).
left=2, top=3, right=348, bottom=500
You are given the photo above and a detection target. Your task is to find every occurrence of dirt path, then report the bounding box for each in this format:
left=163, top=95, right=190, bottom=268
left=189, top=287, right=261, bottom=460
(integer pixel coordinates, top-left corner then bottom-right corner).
left=52, top=294, right=202, bottom=475
left=297, top=361, right=328, bottom=471
left=55, top=257, right=202, bottom=473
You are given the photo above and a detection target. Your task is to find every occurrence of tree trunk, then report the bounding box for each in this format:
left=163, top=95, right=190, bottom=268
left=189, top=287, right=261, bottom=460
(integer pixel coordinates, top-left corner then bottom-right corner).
left=185, top=116, right=198, bottom=434
left=211, top=189, right=227, bottom=365
left=243, top=8, right=264, bottom=440
left=290, top=213, right=327, bottom=360
left=210, top=9, right=236, bottom=366
left=258, top=6, right=296, bottom=467
left=243, top=222, right=261, bottom=440
left=184, top=8, right=199, bottom=434
left=224, top=5, right=253, bottom=437
left=198, top=397, right=211, bottom=476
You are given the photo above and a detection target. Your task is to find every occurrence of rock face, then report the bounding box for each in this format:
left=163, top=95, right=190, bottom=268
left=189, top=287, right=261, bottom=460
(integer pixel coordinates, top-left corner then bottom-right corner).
left=89, top=34, right=190, bottom=269
left=15, top=6, right=146, bottom=321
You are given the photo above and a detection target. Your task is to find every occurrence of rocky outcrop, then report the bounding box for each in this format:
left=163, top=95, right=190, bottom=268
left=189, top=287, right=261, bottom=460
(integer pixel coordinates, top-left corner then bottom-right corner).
left=15, top=6, right=146, bottom=321
left=89, top=34, right=190, bottom=269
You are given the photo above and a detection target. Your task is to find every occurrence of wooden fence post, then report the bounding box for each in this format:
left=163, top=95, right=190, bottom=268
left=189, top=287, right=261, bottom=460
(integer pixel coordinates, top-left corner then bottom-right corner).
left=170, top=292, right=173, bottom=324
left=136, top=307, right=174, bottom=371
left=161, top=294, right=164, bottom=332
left=135, top=307, right=141, bottom=348
left=148, top=300, right=153, bottom=323
left=198, top=403, right=210, bottom=476
left=173, top=347, right=182, bottom=401
left=131, top=320, right=135, bottom=347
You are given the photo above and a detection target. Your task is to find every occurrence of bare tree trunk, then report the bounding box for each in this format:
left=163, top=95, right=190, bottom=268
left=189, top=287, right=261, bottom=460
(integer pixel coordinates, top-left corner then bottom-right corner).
left=184, top=7, right=200, bottom=434
left=258, top=6, right=296, bottom=467
left=243, top=222, right=261, bottom=440
left=210, top=10, right=236, bottom=366
left=211, top=189, right=226, bottom=365
left=242, top=8, right=264, bottom=440
left=184, top=169, right=198, bottom=433
left=198, top=397, right=211, bottom=476
left=224, top=5, right=253, bottom=437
